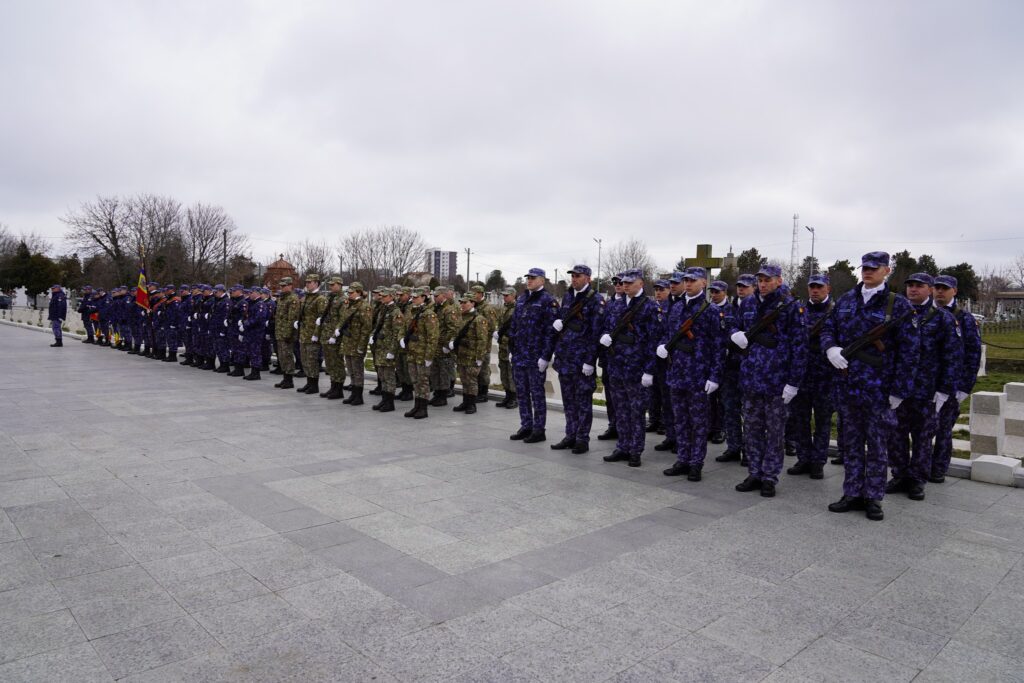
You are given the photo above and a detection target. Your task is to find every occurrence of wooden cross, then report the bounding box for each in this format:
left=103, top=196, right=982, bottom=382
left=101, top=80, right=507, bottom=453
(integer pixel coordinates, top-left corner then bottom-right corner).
left=684, top=244, right=723, bottom=270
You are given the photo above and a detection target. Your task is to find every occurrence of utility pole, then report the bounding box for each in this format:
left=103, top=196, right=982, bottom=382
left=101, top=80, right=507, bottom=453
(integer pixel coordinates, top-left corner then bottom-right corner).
left=789, top=213, right=800, bottom=280
left=804, top=226, right=816, bottom=277
left=593, top=237, right=602, bottom=291
left=465, top=248, right=471, bottom=285
left=222, top=228, right=227, bottom=285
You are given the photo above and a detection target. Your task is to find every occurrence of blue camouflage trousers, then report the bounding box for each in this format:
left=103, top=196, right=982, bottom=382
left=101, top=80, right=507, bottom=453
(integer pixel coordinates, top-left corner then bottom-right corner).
left=215, top=335, right=230, bottom=364
left=742, top=393, right=786, bottom=484
left=670, top=388, right=710, bottom=467
left=513, top=364, right=548, bottom=431
left=838, top=401, right=895, bottom=501
left=721, top=365, right=743, bottom=452
left=609, top=377, right=649, bottom=456
left=82, top=316, right=94, bottom=340
left=51, top=320, right=62, bottom=340
left=558, top=371, right=596, bottom=444
left=245, top=336, right=262, bottom=368
left=790, top=388, right=833, bottom=466
left=931, top=398, right=960, bottom=479
left=230, top=335, right=246, bottom=365
left=890, top=398, right=937, bottom=485
left=654, top=364, right=676, bottom=441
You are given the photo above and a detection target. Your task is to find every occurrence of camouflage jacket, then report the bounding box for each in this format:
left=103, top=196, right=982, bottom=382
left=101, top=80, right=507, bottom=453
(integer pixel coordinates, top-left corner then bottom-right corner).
left=496, top=300, right=515, bottom=359
left=297, top=289, right=328, bottom=343
left=403, top=304, right=439, bottom=364
left=435, top=299, right=461, bottom=349
left=475, top=300, right=497, bottom=338
left=274, top=291, right=301, bottom=341
left=338, top=297, right=373, bottom=355
left=455, top=310, right=490, bottom=365
left=373, top=303, right=405, bottom=365
left=318, top=292, right=344, bottom=341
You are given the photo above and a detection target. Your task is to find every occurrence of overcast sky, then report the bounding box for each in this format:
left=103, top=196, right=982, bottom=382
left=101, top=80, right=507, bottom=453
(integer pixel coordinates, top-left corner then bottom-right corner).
left=2, top=0, right=1022, bottom=280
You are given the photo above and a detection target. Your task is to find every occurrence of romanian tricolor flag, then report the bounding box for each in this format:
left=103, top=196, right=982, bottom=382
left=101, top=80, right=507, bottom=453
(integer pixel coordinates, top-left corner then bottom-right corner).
left=135, top=264, right=150, bottom=310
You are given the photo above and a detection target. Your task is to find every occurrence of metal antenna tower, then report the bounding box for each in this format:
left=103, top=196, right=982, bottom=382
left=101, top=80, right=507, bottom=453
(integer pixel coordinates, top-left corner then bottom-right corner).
left=790, top=213, right=800, bottom=277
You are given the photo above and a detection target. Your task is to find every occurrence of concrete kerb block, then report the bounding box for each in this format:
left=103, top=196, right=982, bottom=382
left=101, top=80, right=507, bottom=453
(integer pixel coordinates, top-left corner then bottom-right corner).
left=978, top=344, right=987, bottom=377
left=971, top=455, right=1022, bottom=486
left=1002, top=383, right=1024, bottom=460
left=970, top=391, right=1006, bottom=460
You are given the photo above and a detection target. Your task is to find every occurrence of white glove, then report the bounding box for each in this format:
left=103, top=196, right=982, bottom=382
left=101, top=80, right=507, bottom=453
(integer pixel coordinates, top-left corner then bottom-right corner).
left=442, top=347, right=450, bottom=354
left=448, top=340, right=454, bottom=350
left=386, top=352, right=394, bottom=360
left=656, top=344, right=668, bottom=359
left=223, top=319, right=229, bottom=327
left=934, top=392, right=948, bottom=414
left=311, top=335, right=318, bottom=342
left=956, top=391, right=968, bottom=403
left=368, top=335, right=375, bottom=345
left=641, top=373, right=654, bottom=388
left=238, top=321, right=244, bottom=331
left=315, top=317, right=321, bottom=326
left=582, top=363, right=594, bottom=376
left=552, top=319, right=564, bottom=332
left=204, top=313, right=209, bottom=319
left=538, top=358, right=548, bottom=372
left=730, top=331, right=748, bottom=349
left=425, top=360, right=432, bottom=367
left=599, top=333, right=612, bottom=347
left=327, top=337, right=336, bottom=345
left=399, top=338, right=406, bottom=349
left=265, top=335, right=271, bottom=341
left=170, top=325, right=177, bottom=330
left=889, top=395, right=903, bottom=411
left=782, top=384, right=799, bottom=404
left=293, top=321, right=298, bottom=329
left=58, top=318, right=63, bottom=323
left=237, top=335, right=243, bottom=342
left=705, top=380, right=719, bottom=394
left=826, top=346, right=848, bottom=370
left=492, top=331, right=499, bottom=341
left=475, top=360, right=482, bottom=367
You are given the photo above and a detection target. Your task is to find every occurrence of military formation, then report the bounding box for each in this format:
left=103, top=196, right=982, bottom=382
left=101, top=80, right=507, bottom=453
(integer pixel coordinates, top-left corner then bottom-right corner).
left=67, top=252, right=982, bottom=521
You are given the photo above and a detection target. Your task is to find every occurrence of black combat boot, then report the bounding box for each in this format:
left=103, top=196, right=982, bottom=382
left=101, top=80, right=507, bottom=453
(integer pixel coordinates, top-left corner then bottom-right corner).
left=274, top=374, right=294, bottom=389
left=295, top=368, right=306, bottom=378
left=303, top=377, right=319, bottom=394
left=597, top=426, right=618, bottom=441
left=864, top=500, right=884, bottom=521
left=504, top=392, right=517, bottom=409
left=628, top=453, right=642, bottom=468
left=495, top=395, right=510, bottom=408
left=372, top=392, right=387, bottom=410
left=368, top=382, right=382, bottom=396
left=735, top=476, right=762, bottom=492
left=653, top=438, right=676, bottom=452
left=828, top=496, right=865, bottom=513
left=404, top=398, right=419, bottom=418
left=603, top=449, right=629, bottom=462
left=715, top=447, right=741, bottom=463
left=347, top=387, right=364, bottom=405
left=523, top=429, right=546, bottom=444
left=378, top=392, right=396, bottom=413
left=320, top=381, right=335, bottom=398
left=509, top=426, right=531, bottom=440
left=163, top=352, right=178, bottom=363
left=244, top=367, right=261, bottom=381
left=228, top=364, right=244, bottom=377
left=396, top=384, right=413, bottom=401
left=550, top=437, right=575, bottom=450
left=51, top=339, right=63, bottom=347
left=270, top=365, right=283, bottom=375
left=663, top=462, right=690, bottom=476
left=326, top=382, right=344, bottom=400
left=709, top=431, right=725, bottom=445
left=413, top=398, right=429, bottom=419
left=463, top=399, right=476, bottom=414
left=215, top=360, right=230, bottom=373
left=297, top=377, right=312, bottom=392
left=447, top=380, right=456, bottom=398
left=179, top=353, right=192, bottom=365
left=476, top=381, right=488, bottom=403
left=429, top=390, right=448, bottom=407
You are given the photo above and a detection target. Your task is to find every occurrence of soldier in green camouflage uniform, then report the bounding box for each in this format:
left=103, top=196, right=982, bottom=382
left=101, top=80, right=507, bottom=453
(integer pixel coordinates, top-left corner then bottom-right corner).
left=470, top=285, right=497, bottom=403
left=451, top=294, right=491, bottom=414
left=296, top=274, right=328, bottom=394
left=370, top=288, right=405, bottom=412
left=494, top=286, right=518, bottom=408
left=318, top=276, right=346, bottom=399
left=430, top=286, right=461, bottom=406
left=367, top=288, right=385, bottom=395
left=397, top=287, right=439, bottom=419
left=339, top=282, right=373, bottom=406
left=273, top=277, right=301, bottom=389
left=394, top=285, right=414, bottom=401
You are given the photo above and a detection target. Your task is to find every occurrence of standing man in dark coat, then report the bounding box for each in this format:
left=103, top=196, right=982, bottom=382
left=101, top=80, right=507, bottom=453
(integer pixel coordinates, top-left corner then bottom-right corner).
left=508, top=268, right=558, bottom=444
left=48, top=284, right=67, bottom=347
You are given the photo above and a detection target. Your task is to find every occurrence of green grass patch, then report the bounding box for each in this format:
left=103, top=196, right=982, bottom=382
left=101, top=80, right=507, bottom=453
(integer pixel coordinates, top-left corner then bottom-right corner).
left=981, top=329, right=1024, bottom=361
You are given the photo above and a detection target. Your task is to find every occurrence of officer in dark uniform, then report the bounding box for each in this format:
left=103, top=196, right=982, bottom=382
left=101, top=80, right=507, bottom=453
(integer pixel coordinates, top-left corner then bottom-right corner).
left=716, top=273, right=754, bottom=465
left=508, top=268, right=558, bottom=444
left=930, top=274, right=983, bottom=482
left=821, top=251, right=919, bottom=521
left=597, top=275, right=625, bottom=441
left=548, top=264, right=604, bottom=455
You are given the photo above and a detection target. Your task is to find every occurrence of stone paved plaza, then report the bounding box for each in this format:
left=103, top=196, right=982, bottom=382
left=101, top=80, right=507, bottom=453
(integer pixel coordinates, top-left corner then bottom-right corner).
left=1, top=323, right=1023, bottom=682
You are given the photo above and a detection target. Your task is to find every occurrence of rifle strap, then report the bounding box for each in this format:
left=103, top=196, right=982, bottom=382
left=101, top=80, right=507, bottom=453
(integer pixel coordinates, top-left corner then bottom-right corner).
left=884, top=292, right=896, bottom=324
left=452, top=312, right=477, bottom=348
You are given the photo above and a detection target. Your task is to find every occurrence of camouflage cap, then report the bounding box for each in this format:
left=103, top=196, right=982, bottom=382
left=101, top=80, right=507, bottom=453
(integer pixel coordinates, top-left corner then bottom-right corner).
left=348, top=281, right=365, bottom=291
left=501, top=286, right=516, bottom=296
left=327, top=276, right=343, bottom=285
left=433, top=285, right=449, bottom=295
left=379, top=287, right=394, bottom=297
left=410, top=287, right=429, bottom=297
left=279, top=276, right=293, bottom=286
left=304, top=273, right=320, bottom=282
left=400, top=286, right=412, bottom=294
left=469, top=285, right=485, bottom=294
left=737, top=274, right=756, bottom=287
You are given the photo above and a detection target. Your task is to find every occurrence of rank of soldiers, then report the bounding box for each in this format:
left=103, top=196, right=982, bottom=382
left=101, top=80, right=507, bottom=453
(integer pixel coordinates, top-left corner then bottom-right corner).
left=72, top=251, right=981, bottom=522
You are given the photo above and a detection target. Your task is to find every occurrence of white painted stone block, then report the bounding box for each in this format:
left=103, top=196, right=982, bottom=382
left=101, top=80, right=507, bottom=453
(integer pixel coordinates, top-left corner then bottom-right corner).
left=1003, top=435, right=1024, bottom=460
left=970, top=392, right=1006, bottom=459
left=978, top=344, right=986, bottom=377
left=1006, top=382, right=1024, bottom=404
left=971, top=455, right=1021, bottom=486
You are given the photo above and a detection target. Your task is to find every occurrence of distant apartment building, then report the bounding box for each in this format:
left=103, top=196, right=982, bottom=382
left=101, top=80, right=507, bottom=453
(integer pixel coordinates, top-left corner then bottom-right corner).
left=425, top=248, right=458, bottom=282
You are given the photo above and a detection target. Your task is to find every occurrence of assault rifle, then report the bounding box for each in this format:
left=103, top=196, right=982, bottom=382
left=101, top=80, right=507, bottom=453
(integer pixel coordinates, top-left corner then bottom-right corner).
left=740, top=298, right=794, bottom=351
left=665, top=301, right=710, bottom=354
left=840, top=294, right=911, bottom=368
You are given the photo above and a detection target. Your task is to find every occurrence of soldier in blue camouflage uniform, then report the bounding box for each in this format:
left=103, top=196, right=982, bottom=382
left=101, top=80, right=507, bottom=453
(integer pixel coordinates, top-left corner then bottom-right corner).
left=886, top=273, right=962, bottom=500
left=127, top=286, right=146, bottom=355
left=198, top=285, right=216, bottom=368
left=48, top=284, right=67, bottom=347
left=597, top=275, right=626, bottom=441
left=209, top=285, right=231, bottom=372
left=600, top=269, right=660, bottom=468
left=92, top=287, right=112, bottom=346
left=659, top=268, right=725, bottom=480
left=162, top=285, right=184, bottom=363
left=141, top=282, right=158, bottom=356
left=930, top=274, right=983, bottom=482
left=508, top=268, right=558, bottom=443
left=715, top=274, right=755, bottom=465
left=705, top=280, right=730, bottom=445
left=176, top=284, right=191, bottom=362
left=261, top=287, right=275, bottom=371
left=226, top=285, right=248, bottom=376
left=242, top=287, right=268, bottom=380
left=787, top=273, right=836, bottom=480
left=729, top=264, right=807, bottom=497
left=548, top=264, right=604, bottom=455
left=649, top=279, right=675, bottom=454
left=822, top=251, right=919, bottom=521
left=78, top=285, right=95, bottom=343
left=150, top=289, right=167, bottom=359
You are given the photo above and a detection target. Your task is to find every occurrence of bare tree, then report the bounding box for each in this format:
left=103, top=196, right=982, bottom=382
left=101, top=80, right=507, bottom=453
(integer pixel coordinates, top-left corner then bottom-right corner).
left=285, top=239, right=333, bottom=280
left=602, top=238, right=657, bottom=283
left=1012, top=253, right=1024, bottom=290
left=337, top=225, right=427, bottom=289
left=183, top=203, right=248, bottom=283
left=0, top=224, right=50, bottom=257
left=61, top=195, right=133, bottom=283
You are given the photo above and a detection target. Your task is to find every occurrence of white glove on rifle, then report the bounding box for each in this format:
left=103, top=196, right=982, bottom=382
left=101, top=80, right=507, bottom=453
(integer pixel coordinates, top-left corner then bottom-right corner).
left=311, top=335, right=318, bottom=342
left=582, top=363, right=594, bottom=376
left=400, top=338, right=406, bottom=349
left=492, top=331, right=498, bottom=341
left=889, top=395, right=903, bottom=410
left=224, top=320, right=229, bottom=327
left=955, top=391, right=968, bottom=403
left=656, top=344, right=668, bottom=359
left=238, top=321, right=244, bottom=332
left=386, top=352, right=394, bottom=360
left=934, top=391, right=948, bottom=414
left=730, top=331, right=748, bottom=349
left=442, top=347, right=450, bottom=354
left=237, top=335, right=243, bottom=342
left=327, top=337, right=336, bottom=345
left=448, top=340, right=454, bottom=350
left=782, top=384, right=799, bottom=404
left=705, top=380, right=719, bottom=394
left=293, top=321, right=299, bottom=329
left=826, top=346, right=848, bottom=370
left=315, top=317, right=321, bottom=326
left=599, top=333, right=612, bottom=347
left=425, top=360, right=432, bottom=367
left=641, top=373, right=653, bottom=388
left=552, top=319, right=563, bottom=332
left=537, top=358, right=548, bottom=372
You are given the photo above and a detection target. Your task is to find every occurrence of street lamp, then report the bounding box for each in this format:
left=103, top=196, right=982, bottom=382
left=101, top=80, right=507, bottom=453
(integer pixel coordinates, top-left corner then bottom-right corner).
left=804, top=226, right=816, bottom=275
left=593, top=237, right=602, bottom=291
